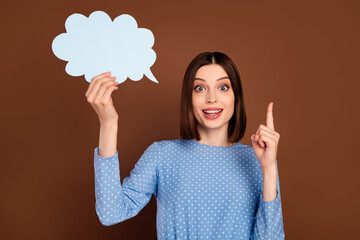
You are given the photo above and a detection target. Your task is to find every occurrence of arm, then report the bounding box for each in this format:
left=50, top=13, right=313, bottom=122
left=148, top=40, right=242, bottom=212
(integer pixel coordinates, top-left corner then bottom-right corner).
left=98, top=120, right=118, bottom=158
left=262, top=164, right=277, bottom=202
left=251, top=160, right=285, bottom=239
left=94, top=139, right=159, bottom=226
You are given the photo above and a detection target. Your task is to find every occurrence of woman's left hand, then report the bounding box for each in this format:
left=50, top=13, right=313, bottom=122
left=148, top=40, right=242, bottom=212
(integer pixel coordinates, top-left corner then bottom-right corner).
left=251, top=102, right=280, bottom=170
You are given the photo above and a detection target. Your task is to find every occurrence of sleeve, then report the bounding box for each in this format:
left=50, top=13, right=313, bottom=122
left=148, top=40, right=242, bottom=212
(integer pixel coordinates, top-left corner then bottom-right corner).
left=93, top=141, right=159, bottom=226
left=251, top=159, right=285, bottom=240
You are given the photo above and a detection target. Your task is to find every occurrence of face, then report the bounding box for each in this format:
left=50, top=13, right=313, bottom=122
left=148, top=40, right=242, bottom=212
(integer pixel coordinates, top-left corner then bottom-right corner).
left=192, top=64, right=235, bottom=133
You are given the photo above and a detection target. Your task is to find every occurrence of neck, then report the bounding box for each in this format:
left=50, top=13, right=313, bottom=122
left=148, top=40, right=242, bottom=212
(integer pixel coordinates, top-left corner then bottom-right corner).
left=196, top=123, right=235, bottom=147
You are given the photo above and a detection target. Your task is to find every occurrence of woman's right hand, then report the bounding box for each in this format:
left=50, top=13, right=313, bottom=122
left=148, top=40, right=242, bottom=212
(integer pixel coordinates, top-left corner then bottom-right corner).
left=85, top=72, right=119, bottom=124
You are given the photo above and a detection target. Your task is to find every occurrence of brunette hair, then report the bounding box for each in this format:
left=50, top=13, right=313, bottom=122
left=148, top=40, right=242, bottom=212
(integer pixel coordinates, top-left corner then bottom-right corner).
left=179, top=52, right=247, bottom=143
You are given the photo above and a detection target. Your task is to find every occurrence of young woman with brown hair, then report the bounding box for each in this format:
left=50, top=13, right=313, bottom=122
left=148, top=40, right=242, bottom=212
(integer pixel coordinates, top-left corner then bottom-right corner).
left=86, top=52, right=285, bottom=239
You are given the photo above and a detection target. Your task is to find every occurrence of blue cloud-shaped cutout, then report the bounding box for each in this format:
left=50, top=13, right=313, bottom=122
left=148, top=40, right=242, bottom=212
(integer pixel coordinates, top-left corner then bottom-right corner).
left=52, top=10, right=158, bottom=84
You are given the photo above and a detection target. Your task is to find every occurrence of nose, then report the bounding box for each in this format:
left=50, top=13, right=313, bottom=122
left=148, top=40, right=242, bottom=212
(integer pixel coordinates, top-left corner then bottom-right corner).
left=206, top=89, right=217, bottom=103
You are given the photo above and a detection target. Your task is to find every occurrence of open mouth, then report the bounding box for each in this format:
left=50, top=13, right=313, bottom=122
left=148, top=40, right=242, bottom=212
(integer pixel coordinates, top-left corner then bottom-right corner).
left=202, top=109, right=223, bottom=119
left=202, top=109, right=223, bottom=114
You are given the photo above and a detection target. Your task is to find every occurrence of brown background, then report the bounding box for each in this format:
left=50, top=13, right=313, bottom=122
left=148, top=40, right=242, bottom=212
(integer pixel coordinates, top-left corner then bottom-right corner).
left=1, top=0, right=359, bottom=239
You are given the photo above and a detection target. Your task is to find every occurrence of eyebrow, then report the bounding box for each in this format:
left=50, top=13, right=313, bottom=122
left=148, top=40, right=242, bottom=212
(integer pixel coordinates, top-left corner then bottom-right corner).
left=194, top=76, right=229, bottom=81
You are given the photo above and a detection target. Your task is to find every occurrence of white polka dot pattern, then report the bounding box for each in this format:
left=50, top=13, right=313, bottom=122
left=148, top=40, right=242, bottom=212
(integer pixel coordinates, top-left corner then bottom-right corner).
left=94, top=139, right=285, bottom=239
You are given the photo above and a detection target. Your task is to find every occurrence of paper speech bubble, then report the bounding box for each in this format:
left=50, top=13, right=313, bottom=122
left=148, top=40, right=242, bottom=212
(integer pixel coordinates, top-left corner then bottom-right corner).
left=52, top=10, right=158, bottom=84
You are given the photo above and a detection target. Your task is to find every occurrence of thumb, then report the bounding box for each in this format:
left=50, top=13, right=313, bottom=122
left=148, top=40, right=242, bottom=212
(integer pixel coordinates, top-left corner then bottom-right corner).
left=251, top=134, right=261, bottom=148
left=251, top=134, right=257, bottom=145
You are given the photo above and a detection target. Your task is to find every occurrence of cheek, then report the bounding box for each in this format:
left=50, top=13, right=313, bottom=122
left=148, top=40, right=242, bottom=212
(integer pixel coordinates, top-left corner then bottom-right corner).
left=192, top=95, right=202, bottom=109
left=225, top=93, right=235, bottom=104
left=225, top=94, right=235, bottom=113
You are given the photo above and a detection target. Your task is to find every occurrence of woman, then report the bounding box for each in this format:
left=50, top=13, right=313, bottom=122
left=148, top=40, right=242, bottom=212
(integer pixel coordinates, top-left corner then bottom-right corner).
left=86, top=52, right=285, bottom=239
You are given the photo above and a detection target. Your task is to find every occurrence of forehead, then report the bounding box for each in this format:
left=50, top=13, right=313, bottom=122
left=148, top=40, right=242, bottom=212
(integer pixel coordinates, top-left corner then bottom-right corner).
left=194, top=64, right=228, bottom=80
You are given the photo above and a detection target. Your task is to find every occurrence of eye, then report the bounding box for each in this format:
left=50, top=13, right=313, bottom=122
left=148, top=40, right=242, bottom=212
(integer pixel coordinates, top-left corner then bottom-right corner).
left=194, top=85, right=204, bottom=92
left=219, top=85, right=230, bottom=91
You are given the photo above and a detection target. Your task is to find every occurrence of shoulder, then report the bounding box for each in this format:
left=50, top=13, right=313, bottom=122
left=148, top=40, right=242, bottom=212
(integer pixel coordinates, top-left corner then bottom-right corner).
left=241, top=144, right=256, bottom=153
left=242, top=145, right=263, bottom=171
left=234, top=142, right=255, bottom=155
left=151, top=138, right=187, bottom=151
left=234, top=143, right=261, bottom=165
left=144, top=139, right=187, bottom=164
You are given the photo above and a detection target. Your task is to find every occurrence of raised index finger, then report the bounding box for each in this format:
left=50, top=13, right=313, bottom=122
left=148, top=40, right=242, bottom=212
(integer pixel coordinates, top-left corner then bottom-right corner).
left=266, top=102, right=275, bottom=130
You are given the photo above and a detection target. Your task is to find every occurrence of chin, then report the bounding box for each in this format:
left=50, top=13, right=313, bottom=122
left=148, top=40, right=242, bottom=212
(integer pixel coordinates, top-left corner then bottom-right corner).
left=195, top=113, right=230, bottom=128
left=199, top=119, right=229, bottom=130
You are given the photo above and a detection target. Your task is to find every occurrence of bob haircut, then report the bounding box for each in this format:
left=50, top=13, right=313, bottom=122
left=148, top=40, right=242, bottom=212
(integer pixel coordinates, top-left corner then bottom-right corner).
left=180, top=51, right=247, bottom=143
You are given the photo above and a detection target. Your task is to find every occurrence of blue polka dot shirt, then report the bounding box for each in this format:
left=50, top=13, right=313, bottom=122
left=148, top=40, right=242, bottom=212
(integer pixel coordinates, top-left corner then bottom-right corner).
left=94, top=139, right=285, bottom=239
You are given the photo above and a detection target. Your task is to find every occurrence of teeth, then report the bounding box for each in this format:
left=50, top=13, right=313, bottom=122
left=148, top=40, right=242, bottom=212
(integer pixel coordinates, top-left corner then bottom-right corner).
left=203, top=110, right=222, bottom=114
